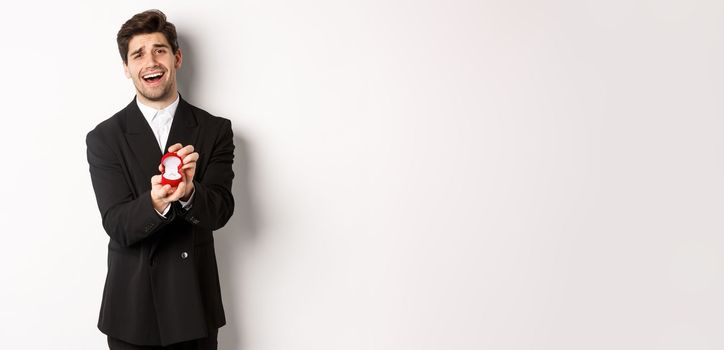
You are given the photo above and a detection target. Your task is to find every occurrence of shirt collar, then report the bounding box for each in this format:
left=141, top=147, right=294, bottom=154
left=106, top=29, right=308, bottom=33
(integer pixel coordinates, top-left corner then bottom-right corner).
left=136, top=93, right=180, bottom=124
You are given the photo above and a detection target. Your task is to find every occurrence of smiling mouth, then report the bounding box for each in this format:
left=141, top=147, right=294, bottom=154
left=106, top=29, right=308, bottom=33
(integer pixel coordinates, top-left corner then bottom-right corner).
left=142, top=71, right=164, bottom=83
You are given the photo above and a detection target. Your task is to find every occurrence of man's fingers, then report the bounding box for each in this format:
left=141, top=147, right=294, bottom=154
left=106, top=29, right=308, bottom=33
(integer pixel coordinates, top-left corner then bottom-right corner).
left=176, top=145, right=195, bottom=158
left=166, top=182, right=186, bottom=201
left=183, top=152, right=199, bottom=164
left=151, top=174, right=188, bottom=201
left=151, top=184, right=171, bottom=201
left=168, top=144, right=196, bottom=160
left=153, top=183, right=185, bottom=201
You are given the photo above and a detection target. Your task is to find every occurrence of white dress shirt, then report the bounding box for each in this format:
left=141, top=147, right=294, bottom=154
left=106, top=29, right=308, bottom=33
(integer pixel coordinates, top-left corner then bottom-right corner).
left=136, top=94, right=194, bottom=218
left=137, top=94, right=179, bottom=152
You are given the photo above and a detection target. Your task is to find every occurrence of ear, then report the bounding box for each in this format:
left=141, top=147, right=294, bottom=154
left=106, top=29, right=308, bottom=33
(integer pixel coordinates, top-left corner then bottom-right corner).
left=123, top=62, right=131, bottom=79
left=174, top=48, right=183, bottom=69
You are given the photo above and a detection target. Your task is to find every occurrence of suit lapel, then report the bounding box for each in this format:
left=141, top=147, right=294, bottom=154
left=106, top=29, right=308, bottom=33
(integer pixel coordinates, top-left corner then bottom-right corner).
left=124, top=98, right=163, bottom=182
left=164, top=96, right=198, bottom=152
left=123, top=96, right=199, bottom=187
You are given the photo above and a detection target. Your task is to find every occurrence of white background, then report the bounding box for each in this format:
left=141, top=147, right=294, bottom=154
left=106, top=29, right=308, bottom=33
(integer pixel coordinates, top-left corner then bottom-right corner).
left=0, top=1, right=723, bottom=349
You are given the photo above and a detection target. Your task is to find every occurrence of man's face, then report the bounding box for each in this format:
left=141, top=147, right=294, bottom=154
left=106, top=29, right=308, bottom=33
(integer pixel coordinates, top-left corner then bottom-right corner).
left=123, top=32, right=182, bottom=105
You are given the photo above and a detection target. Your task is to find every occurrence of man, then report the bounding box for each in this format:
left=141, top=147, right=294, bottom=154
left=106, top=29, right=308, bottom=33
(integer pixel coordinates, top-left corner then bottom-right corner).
left=86, top=9, right=234, bottom=349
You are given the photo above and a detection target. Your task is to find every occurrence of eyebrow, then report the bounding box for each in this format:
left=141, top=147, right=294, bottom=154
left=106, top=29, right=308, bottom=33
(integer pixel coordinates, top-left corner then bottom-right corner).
left=129, top=43, right=171, bottom=57
left=130, top=47, right=144, bottom=57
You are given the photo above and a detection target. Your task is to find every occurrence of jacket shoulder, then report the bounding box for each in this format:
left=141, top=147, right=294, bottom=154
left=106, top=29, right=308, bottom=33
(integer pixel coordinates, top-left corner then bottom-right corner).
left=87, top=103, right=132, bottom=144
left=186, top=102, right=231, bottom=128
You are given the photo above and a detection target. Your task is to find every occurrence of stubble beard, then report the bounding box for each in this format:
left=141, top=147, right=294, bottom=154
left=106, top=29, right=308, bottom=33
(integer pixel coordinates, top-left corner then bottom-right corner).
left=135, top=78, right=176, bottom=102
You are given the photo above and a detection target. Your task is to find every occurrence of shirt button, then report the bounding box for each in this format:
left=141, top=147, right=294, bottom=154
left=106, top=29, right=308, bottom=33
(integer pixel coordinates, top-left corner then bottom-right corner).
left=181, top=252, right=189, bottom=259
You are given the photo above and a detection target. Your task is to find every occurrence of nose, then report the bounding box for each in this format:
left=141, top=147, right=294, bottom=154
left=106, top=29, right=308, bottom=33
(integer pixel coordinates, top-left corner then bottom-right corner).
left=142, top=52, right=160, bottom=68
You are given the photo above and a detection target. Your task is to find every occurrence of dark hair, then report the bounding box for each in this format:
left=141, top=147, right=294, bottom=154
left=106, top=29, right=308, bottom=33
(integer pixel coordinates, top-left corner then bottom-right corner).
left=117, top=9, right=179, bottom=64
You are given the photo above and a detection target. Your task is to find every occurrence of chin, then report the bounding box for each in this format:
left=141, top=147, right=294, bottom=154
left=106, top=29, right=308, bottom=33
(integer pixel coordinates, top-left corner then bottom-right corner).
left=139, top=87, right=174, bottom=102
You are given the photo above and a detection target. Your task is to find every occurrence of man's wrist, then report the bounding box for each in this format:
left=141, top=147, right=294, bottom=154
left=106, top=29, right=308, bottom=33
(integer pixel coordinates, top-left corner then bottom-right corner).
left=151, top=195, right=169, bottom=213
left=181, top=182, right=195, bottom=201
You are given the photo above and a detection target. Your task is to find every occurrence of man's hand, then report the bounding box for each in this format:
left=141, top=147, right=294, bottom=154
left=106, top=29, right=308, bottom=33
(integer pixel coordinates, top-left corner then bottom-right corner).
left=166, top=143, right=199, bottom=201
left=150, top=174, right=187, bottom=213
left=150, top=143, right=199, bottom=212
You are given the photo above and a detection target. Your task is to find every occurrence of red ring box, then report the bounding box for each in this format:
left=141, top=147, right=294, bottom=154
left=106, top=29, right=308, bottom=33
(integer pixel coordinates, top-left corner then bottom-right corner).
left=160, top=152, right=184, bottom=187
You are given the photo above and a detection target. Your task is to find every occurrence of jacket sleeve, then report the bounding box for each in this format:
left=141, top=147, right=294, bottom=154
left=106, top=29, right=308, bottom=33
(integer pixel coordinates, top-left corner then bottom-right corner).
left=86, top=128, right=174, bottom=247
left=177, top=119, right=235, bottom=231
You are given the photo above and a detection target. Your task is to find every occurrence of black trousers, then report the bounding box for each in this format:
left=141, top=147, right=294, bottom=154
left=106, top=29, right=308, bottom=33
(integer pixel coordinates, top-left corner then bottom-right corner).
left=107, top=329, right=218, bottom=350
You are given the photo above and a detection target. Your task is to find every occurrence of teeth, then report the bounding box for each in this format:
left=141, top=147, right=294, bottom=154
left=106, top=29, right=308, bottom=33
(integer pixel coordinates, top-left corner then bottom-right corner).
left=143, top=72, right=163, bottom=79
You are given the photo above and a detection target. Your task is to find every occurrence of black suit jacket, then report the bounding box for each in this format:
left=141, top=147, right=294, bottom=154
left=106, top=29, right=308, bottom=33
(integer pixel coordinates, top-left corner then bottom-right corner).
left=86, top=96, right=234, bottom=346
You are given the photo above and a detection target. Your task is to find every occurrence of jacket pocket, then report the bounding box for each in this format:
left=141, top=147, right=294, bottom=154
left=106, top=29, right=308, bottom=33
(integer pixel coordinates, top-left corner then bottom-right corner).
left=108, top=242, right=141, bottom=257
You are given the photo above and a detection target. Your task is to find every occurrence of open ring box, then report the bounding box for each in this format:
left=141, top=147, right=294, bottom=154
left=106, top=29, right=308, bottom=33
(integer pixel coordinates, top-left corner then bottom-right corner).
left=160, top=152, right=184, bottom=187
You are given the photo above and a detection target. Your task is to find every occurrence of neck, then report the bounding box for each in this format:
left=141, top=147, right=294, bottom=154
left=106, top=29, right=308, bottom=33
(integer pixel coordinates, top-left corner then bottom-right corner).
left=137, top=91, right=178, bottom=110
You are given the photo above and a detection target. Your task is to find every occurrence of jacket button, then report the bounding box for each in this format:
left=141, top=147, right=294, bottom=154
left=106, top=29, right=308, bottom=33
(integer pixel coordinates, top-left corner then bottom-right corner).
left=181, top=252, right=189, bottom=259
